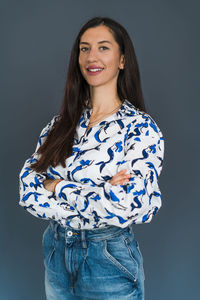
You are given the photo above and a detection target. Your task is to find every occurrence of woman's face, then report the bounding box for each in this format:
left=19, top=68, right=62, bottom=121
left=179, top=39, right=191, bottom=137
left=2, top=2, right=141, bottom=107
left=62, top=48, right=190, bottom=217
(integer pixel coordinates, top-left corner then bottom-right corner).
left=79, top=25, right=125, bottom=88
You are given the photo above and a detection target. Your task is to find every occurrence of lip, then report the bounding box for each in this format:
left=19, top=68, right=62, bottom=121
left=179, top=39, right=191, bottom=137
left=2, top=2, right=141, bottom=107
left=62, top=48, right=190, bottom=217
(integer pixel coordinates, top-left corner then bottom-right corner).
left=86, top=66, right=104, bottom=76
left=87, top=65, right=104, bottom=69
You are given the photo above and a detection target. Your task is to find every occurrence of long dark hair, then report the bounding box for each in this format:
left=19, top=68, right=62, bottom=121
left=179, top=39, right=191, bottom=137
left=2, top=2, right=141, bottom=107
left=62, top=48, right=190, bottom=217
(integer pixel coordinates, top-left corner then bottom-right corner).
left=30, top=16, right=146, bottom=173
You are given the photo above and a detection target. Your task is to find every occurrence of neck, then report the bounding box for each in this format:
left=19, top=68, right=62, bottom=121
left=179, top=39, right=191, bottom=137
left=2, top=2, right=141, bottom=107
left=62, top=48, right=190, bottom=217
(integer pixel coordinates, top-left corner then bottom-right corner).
left=88, top=84, right=122, bottom=115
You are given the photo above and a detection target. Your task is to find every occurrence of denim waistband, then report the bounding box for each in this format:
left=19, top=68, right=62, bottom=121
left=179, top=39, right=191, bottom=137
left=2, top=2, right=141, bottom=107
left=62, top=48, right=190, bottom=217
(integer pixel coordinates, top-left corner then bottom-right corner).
left=49, top=220, right=135, bottom=245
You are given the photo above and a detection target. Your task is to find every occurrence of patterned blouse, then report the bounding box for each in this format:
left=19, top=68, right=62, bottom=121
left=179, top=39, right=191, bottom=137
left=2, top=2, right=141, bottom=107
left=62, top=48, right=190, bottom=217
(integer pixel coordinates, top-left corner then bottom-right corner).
left=19, top=99, right=165, bottom=230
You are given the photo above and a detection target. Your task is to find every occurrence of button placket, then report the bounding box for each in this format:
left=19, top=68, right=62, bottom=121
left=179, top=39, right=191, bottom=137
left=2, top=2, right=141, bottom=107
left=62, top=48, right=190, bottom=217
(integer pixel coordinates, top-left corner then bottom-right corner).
left=66, top=230, right=78, bottom=237
left=65, top=231, right=78, bottom=247
left=67, top=230, right=73, bottom=237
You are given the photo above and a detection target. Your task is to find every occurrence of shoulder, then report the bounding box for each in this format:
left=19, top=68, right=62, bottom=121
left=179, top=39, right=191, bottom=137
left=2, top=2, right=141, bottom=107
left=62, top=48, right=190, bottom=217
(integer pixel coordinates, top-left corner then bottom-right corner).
left=41, top=114, right=61, bottom=133
left=124, top=99, right=164, bottom=139
left=36, top=115, right=61, bottom=150
left=48, top=114, right=61, bottom=127
left=123, top=101, right=165, bottom=157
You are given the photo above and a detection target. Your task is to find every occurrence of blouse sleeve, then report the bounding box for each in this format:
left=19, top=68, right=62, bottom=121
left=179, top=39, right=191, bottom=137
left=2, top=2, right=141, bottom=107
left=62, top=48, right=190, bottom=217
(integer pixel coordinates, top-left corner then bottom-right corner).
left=54, top=114, right=165, bottom=228
left=18, top=115, right=77, bottom=226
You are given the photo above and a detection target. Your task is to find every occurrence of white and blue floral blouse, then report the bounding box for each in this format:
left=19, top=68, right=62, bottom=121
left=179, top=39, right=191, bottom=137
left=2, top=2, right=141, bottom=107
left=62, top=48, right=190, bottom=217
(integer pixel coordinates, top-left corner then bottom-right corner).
left=19, top=99, right=165, bottom=230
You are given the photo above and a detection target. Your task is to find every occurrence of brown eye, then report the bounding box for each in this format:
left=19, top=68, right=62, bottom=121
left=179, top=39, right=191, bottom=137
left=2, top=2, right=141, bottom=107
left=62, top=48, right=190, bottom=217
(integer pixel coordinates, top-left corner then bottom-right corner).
left=80, top=47, right=88, bottom=52
left=100, top=46, right=109, bottom=50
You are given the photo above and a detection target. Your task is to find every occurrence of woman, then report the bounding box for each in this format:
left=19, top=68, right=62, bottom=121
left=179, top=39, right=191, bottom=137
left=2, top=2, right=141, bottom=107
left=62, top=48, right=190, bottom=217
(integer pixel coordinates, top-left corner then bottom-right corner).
left=19, top=16, right=165, bottom=300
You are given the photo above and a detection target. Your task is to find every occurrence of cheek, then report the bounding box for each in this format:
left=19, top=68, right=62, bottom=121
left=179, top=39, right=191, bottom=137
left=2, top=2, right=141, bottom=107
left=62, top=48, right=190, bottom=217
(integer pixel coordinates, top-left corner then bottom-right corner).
left=106, top=58, right=120, bottom=71
left=79, top=55, right=84, bottom=67
left=104, top=53, right=120, bottom=71
left=78, top=58, right=85, bottom=74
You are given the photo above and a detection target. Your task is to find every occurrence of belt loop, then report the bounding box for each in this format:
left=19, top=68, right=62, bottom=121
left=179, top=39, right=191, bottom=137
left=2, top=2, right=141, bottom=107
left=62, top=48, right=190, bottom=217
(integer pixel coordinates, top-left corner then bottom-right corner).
left=54, top=222, right=59, bottom=240
left=81, top=230, right=88, bottom=248
left=128, top=223, right=133, bottom=234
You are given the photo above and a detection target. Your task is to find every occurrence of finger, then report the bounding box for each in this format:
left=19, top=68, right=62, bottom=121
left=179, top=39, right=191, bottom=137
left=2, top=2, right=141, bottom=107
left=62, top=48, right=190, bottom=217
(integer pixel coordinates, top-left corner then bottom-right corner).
left=110, top=170, right=131, bottom=185
left=114, top=170, right=128, bottom=179
left=112, top=177, right=130, bottom=185
left=115, top=173, right=131, bottom=182
left=118, top=169, right=127, bottom=174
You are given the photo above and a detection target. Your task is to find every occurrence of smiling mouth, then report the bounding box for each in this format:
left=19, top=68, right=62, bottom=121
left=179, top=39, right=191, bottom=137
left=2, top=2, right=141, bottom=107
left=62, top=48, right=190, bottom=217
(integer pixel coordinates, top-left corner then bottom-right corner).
left=86, top=68, right=104, bottom=75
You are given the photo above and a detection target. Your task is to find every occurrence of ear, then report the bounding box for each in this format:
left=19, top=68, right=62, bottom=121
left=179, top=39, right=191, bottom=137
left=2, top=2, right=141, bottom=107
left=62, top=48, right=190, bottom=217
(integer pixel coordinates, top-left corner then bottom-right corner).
left=119, top=54, right=125, bottom=69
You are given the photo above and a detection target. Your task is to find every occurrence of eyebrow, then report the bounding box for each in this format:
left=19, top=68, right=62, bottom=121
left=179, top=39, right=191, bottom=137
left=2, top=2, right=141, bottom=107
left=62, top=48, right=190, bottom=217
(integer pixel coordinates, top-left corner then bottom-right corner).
left=79, top=40, right=112, bottom=45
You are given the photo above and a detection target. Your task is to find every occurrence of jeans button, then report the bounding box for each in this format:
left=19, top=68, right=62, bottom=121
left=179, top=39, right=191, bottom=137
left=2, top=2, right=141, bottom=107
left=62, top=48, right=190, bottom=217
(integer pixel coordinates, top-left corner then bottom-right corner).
left=67, top=231, right=73, bottom=237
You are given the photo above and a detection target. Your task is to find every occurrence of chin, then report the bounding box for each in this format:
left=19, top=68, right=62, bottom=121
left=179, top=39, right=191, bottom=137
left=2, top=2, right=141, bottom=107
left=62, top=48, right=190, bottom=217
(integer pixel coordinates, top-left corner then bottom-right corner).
left=88, top=82, right=107, bottom=88
left=86, top=79, right=106, bottom=87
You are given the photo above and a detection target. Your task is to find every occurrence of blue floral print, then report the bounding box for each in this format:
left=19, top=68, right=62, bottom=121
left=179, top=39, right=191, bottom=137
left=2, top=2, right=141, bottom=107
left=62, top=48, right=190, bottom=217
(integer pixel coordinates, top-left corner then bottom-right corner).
left=19, top=99, right=165, bottom=229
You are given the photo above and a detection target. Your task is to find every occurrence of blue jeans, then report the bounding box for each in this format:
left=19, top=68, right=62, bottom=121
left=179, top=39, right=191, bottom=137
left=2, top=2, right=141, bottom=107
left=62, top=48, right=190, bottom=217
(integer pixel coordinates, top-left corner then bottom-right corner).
left=42, top=220, right=145, bottom=300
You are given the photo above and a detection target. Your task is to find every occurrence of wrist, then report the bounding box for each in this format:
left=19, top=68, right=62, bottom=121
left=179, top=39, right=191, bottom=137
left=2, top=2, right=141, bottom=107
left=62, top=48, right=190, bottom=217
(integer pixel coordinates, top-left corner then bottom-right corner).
left=53, top=179, right=64, bottom=193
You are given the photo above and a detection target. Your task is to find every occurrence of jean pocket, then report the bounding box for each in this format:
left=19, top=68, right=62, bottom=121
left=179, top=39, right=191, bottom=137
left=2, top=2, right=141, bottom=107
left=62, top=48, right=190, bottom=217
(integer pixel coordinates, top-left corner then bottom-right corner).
left=102, top=235, right=139, bottom=283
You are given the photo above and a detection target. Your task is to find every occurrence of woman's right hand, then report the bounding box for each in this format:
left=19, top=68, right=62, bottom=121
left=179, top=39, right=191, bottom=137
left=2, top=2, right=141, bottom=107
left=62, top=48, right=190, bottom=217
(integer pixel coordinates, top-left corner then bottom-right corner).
left=109, top=169, right=132, bottom=186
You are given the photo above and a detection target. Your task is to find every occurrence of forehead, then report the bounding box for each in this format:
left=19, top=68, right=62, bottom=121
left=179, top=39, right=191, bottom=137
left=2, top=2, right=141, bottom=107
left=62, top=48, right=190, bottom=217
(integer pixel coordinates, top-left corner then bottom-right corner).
left=80, top=25, right=115, bottom=43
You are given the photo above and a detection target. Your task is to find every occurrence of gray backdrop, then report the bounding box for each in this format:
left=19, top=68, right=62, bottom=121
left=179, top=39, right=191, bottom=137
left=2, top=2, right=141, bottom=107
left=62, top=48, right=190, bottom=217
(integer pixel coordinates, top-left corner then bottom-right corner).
left=1, top=0, right=199, bottom=299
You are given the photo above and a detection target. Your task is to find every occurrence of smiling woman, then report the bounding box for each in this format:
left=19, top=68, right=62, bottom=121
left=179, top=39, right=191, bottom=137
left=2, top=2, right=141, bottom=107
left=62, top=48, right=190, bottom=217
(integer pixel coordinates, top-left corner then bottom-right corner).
left=18, top=16, right=164, bottom=300
left=78, top=25, right=125, bottom=92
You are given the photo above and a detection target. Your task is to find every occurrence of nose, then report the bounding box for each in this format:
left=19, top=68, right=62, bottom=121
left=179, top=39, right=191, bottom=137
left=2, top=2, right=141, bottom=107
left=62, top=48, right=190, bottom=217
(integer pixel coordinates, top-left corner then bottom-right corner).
left=86, top=47, right=98, bottom=62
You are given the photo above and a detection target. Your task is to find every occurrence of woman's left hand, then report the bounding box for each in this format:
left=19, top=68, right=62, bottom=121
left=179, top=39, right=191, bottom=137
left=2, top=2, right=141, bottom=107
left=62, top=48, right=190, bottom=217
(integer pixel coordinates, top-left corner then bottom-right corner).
left=43, top=179, right=62, bottom=192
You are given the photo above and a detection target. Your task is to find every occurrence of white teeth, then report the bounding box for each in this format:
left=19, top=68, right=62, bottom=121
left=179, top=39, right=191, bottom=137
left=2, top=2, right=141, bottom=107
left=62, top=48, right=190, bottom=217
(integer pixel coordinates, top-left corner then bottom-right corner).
left=88, top=68, right=103, bottom=72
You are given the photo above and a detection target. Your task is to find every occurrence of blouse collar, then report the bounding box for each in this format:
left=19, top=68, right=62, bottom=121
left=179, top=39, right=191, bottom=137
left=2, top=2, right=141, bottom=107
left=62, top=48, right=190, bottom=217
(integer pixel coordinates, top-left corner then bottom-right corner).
left=82, top=99, right=137, bottom=127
